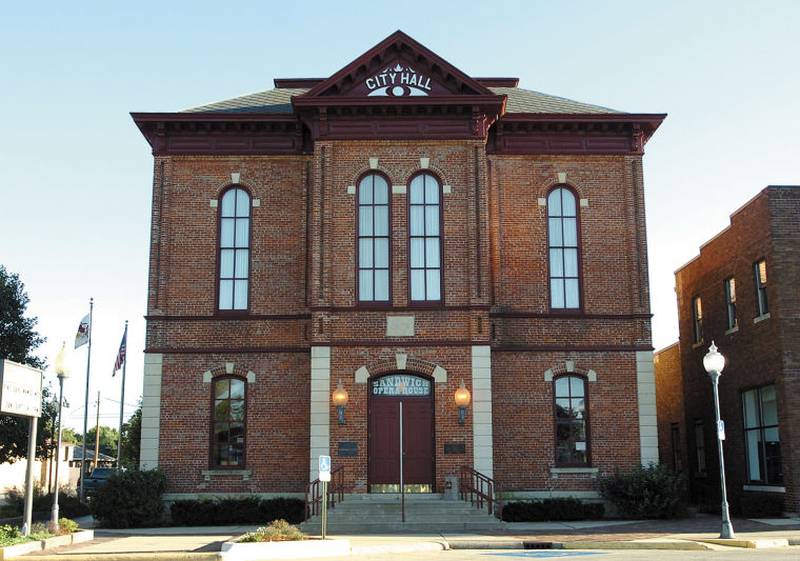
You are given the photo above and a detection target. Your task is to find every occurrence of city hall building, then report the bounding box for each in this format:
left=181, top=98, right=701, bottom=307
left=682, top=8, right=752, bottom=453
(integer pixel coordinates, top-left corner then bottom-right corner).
left=133, top=31, right=665, bottom=503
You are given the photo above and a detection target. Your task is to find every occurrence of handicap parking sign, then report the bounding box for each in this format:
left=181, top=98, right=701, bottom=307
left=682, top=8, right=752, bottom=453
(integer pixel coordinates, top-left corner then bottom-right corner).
left=319, top=455, right=331, bottom=482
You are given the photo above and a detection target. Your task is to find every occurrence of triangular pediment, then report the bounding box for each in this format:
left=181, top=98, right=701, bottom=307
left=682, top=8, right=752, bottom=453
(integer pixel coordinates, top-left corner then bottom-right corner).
left=296, top=30, right=495, bottom=101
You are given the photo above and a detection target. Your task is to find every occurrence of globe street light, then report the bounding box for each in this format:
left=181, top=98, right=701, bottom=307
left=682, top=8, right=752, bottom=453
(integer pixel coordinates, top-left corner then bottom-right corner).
left=50, top=343, right=69, bottom=533
left=702, top=341, right=735, bottom=539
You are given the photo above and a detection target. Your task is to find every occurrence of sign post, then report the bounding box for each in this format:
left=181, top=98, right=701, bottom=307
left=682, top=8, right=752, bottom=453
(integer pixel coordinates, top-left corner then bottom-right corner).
left=0, top=360, right=43, bottom=536
left=399, top=401, right=405, bottom=523
left=318, top=455, right=331, bottom=539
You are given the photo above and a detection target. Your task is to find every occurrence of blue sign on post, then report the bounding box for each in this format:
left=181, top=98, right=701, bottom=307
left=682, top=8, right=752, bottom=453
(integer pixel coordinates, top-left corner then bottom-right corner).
left=319, top=455, right=331, bottom=482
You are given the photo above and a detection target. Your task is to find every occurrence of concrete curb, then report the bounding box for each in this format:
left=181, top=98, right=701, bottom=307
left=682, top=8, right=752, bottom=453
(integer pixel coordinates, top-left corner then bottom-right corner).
left=5, top=555, right=220, bottom=561
left=696, top=538, right=790, bottom=549
left=351, top=542, right=446, bottom=555
left=561, top=540, right=713, bottom=551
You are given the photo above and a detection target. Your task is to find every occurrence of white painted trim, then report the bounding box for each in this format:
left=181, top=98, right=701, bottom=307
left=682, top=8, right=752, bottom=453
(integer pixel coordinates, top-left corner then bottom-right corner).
left=252, top=199, right=260, bottom=208
left=225, top=362, right=235, bottom=374
left=551, top=467, right=599, bottom=475
left=472, top=345, right=493, bottom=479
left=580, top=198, right=589, bottom=207
left=395, top=353, right=408, bottom=370
left=346, top=185, right=356, bottom=195
left=369, top=157, right=379, bottom=169
left=209, top=199, right=218, bottom=208
left=140, top=353, right=163, bottom=470
left=231, top=172, right=241, bottom=183
left=355, top=366, right=369, bottom=384
left=392, top=184, right=407, bottom=194
left=636, top=350, right=659, bottom=466
left=433, top=365, right=447, bottom=383
left=442, top=185, right=452, bottom=194
left=743, top=485, right=786, bottom=493
left=420, top=157, right=430, bottom=169
left=502, top=490, right=602, bottom=500
left=310, top=346, right=331, bottom=481
left=754, top=313, right=771, bottom=324
left=543, top=368, right=553, bottom=381
left=557, top=172, right=567, bottom=183
left=538, top=198, right=546, bottom=206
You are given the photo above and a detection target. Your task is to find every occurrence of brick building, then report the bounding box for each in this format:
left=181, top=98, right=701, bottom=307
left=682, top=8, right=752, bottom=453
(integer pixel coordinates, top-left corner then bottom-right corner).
left=132, top=31, right=665, bottom=503
left=655, top=185, right=800, bottom=515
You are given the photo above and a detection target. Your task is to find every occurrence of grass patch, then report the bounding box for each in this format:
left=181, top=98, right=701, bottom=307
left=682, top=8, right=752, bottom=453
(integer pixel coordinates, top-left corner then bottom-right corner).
left=239, top=520, right=305, bottom=543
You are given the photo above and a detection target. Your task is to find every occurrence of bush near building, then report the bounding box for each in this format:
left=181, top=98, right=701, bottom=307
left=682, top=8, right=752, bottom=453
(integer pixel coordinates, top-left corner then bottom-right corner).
left=599, top=464, right=687, bottom=519
left=90, top=469, right=166, bottom=528
left=501, top=498, right=604, bottom=522
left=170, top=497, right=305, bottom=526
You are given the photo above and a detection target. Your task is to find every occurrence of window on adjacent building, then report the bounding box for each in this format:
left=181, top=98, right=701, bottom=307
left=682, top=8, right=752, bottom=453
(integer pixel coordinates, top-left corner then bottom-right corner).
left=212, top=377, right=246, bottom=467
left=724, top=277, right=737, bottom=330
left=548, top=187, right=580, bottom=309
left=218, top=187, right=250, bottom=311
left=742, top=385, right=782, bottom=485
left=694, top=420, right=707, bottom=475
left=554, top=375, right=589, bottom=466
left=692, top=296, right=703, bottom=344
left=670, top=423, right=683, bottom=473
left=358, top=173, right=390, bottom=302
left=754, top=260, right=769, bottom=317
left=409, top=173, right=442, bottom=302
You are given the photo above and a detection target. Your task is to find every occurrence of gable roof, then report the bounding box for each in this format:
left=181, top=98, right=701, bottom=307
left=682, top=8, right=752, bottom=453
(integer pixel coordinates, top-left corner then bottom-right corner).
left=183, top=86, right=625, bottom=115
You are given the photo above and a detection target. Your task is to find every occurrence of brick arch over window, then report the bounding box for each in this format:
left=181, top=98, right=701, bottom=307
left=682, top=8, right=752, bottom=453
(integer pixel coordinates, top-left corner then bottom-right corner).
left=354, top=355, right=447, bottom=384
left=202, top=363, right=257, bottom=385
left=537, top=180, right=586, bottom=201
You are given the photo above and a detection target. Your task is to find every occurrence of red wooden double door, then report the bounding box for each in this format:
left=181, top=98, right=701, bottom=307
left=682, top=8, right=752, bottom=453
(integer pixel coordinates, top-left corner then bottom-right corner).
left=368, top=374, right=434, bottom=492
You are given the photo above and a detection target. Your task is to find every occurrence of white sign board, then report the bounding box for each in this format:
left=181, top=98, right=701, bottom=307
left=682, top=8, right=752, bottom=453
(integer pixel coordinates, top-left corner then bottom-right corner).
left=318, top=455, right=331, bottom=482
left=718, top=420, right=726, bottom=441
left=0, top=360, right=43, bottom=418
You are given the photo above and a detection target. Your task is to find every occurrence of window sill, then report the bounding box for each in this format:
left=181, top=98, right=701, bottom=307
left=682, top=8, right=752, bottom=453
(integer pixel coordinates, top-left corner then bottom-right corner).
left=692, top=340, right=705, bottom=349
left=725, top=325, right=739, bottom=335
left=743, top=484, right=785, bottom=493
left=753, top=313, right=771, bottom=324
left=202, top=469, right=251, bottom=481
left=550, top=467, right=598, bottom=477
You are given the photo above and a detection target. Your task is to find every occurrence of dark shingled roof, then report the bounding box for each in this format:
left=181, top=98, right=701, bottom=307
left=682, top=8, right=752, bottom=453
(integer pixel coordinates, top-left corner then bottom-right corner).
left=183, top=87, right=625, bottom=115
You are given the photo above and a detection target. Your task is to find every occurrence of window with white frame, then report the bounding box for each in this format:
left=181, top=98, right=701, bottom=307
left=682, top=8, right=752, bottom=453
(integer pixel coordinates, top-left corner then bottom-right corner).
left=547, top=187, right=580, bottom=309
left=754, top=260, right=769, bottom=317
left=358, top=174, right=390, bottom=302
left=724, top=277, right=737, bottom=330
left=218, top=187, right=250, bottom=311
left=692, top=296, right=703, bottom=344
left=742, top=385, right=782, bottom=485
left=409, top=173, right=442, bottom=302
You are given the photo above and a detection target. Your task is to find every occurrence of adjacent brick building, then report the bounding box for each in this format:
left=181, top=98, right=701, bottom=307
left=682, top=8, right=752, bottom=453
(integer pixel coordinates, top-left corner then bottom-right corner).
left=656, top=185, right=800, bottom=515
left=133, top=31, right=665, bottom=503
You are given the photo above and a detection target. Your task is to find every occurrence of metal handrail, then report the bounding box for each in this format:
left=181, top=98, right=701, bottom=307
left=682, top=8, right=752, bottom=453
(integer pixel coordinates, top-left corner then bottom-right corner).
left=459, top=465, right=502, bottom=518
left=304, top=465, right=345, bottom=521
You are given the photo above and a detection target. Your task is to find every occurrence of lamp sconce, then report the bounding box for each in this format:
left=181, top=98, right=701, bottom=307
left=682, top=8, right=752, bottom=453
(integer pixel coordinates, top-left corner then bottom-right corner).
left=454, top=379, right=471, bottom=426
left=332, top=379, right=349, bottom=425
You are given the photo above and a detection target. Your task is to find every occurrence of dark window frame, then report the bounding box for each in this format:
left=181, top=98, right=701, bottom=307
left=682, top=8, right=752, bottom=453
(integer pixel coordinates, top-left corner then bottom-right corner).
left=724, top=277, right=737, bottom=330
left=692, top=295, right=703, bottom=344
left=356, top=171, right=393, bottom=305
left=407, top=170, right=445, bottom=306
left=753, top=259, right=769, bottom=317
left=741, top=383, right=782, bottom=486
left=553, top=373, right=591, bottom=467
left=694, top=419, right=707, bottom=475
left=546, top=185, right=583, bottom=312
left=216, top=185, right=252, bottom=315
left=670, top=422, right=683, bottom=473
left=209, top=375, right=248, bottom=469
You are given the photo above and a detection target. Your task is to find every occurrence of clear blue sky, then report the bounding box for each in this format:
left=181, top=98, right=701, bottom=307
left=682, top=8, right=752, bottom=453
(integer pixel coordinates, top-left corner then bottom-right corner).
left=1, top=1, right=797, bottom=431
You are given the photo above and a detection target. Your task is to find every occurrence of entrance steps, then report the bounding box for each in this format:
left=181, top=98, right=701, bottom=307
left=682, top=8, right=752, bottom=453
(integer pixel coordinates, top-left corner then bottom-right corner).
left=300, top=493, right=504, bottom=534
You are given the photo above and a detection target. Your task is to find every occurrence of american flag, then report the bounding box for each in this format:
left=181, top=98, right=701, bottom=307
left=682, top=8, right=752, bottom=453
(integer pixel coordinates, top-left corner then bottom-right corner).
left=113, top=327, right=127, bottom=376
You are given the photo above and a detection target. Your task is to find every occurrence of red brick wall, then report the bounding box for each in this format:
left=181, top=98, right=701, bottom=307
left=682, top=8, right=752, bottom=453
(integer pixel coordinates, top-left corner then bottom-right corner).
left=675, top=186, right=799, bottom=513
left=146, top=140, right=654, bottom=497
left=655, top=343, right=686, bottom=475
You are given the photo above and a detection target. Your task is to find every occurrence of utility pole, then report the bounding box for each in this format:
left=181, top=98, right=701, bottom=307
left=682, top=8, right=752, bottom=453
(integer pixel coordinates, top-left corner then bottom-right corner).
left=93, top=391, right=100, bottom=470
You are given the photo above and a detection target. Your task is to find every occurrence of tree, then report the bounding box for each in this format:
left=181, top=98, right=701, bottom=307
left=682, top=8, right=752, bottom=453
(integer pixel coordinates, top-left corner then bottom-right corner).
left=119, top=401, right=142, bottom=469
left=60, top=428, right=80, bottom=444
left=0, top=265, right=55, bottom=463
left=82, top=426, right=120, bottom=458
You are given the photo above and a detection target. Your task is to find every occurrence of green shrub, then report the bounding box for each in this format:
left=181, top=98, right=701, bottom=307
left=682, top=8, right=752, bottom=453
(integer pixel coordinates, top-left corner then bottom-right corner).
left=170, top=497, right=305, bottom=526
left=501, top=498, right=604, bottom=522
left=599, top=464, right=687, bottom=519
left=239, top=519, right=305, bottom=542
left=0, top=524, right=25, bottom=546
left=90, top=469, right=166, bottom=528
left=57, top=518, right=79, bottom=535
left=6, top=485, right=91, bottom=518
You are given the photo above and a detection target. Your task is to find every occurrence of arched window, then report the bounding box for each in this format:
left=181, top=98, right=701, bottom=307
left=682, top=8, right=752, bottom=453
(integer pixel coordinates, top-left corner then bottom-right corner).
left=547, top=187, right=581, bottom=310
left=358, top=173, right=390, bottom=302
left=409, top=173, right=442, bottom=302
left=554, top=375, right=590, bottom=466
left=218, top=187, right=250, bottom=311
left=212, top=376, right=246, bottom=467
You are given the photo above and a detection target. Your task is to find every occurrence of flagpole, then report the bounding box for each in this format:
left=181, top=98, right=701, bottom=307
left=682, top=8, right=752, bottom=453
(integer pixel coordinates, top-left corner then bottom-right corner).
left=116, top=321, right=128, bottom=469
left=79, top=297, right=93, bottom=503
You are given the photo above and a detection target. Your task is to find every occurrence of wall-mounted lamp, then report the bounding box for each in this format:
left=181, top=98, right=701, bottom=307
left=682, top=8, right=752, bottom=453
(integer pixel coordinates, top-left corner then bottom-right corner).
left=454, top=379, right=471, bottom=425
left=332, top=379, right=349, bottom=425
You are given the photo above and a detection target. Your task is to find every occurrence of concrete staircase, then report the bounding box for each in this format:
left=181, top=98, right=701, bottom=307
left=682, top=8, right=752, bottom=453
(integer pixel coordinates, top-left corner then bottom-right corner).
left=300, top=493, right=504, bottom=534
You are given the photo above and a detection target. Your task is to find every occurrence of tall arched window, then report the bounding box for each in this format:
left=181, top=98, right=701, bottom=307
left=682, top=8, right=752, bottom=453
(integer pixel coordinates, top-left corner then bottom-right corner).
left=554, top=375, right=590, bottom=466
left=218, top=187, right=250, bottom=311
left=358, top=173, right=390, bottom=302
left=547, top=187, right=580, bottom=310
left=212, top=376, right=246, bottom=467
left=409, top=173, right=442, bottom=302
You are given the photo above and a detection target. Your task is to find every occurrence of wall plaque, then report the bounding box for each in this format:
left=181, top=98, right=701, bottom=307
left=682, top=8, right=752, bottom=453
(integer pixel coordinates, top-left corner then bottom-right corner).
left=337, top=441, right=358, bottom=457
left=444, top=442, right=466, bottom=455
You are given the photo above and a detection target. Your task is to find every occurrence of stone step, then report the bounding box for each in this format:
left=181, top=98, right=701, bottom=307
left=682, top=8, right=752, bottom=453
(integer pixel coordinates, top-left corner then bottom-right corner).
left=300, top=521, right=503, bottom=534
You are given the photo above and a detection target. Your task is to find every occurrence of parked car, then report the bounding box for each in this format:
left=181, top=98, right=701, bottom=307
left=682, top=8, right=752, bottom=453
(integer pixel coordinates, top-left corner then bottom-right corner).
left=79, top=467, right=117, bottom=495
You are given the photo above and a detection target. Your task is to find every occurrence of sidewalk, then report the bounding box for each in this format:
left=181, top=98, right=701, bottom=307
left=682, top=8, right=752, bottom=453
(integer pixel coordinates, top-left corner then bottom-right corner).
left=17, top=515, right=800, bottom=559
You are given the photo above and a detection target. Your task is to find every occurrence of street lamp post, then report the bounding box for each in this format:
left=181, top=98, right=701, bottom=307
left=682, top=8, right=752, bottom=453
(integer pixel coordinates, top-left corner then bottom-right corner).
left=50, top=343, right=69, bottom=533
left=702, top=341, right=735, bottom=539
